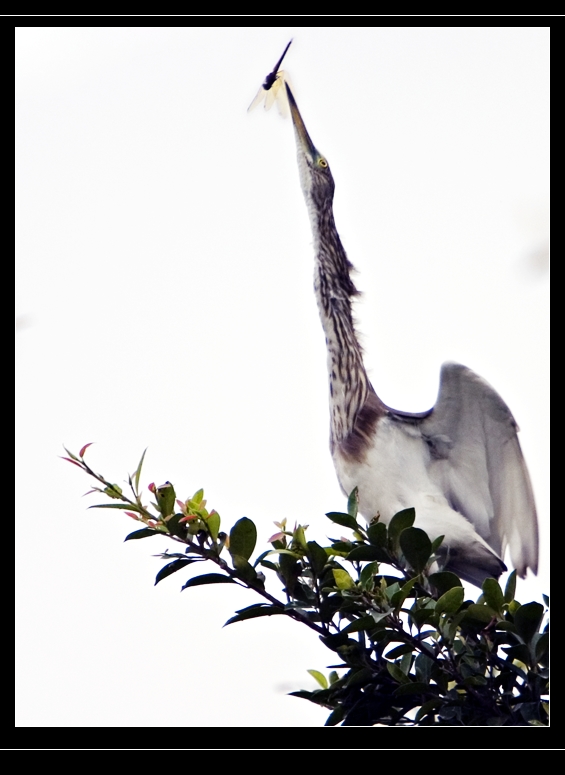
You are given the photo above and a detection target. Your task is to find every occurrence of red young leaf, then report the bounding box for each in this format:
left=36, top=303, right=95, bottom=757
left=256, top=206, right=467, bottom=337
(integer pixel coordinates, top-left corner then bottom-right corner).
left=61, top=457, right=84, bottom=469
left=79, top=442, right=94, bottom=458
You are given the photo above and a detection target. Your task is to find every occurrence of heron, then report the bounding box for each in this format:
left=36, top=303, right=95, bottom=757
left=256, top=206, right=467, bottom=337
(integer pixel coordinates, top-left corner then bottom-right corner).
left=283, top=82, right=538, bottom=587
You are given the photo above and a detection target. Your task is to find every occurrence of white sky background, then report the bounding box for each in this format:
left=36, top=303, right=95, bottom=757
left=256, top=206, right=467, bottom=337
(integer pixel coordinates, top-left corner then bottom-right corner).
left=16, top=27, right=549, bottom=728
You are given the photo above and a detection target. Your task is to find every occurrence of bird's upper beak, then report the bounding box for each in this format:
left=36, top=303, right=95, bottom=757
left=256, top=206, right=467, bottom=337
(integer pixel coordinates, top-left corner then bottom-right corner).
left=285, top=82, right=318, bottom=162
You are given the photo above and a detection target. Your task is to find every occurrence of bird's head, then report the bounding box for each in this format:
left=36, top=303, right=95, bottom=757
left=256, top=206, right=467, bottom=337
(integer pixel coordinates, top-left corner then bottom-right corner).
left=285, top=83, right=335, bottom=210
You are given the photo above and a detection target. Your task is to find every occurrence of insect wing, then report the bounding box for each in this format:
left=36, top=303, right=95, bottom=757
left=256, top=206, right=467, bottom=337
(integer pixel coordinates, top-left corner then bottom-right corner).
left=273, top=72, right=292, bottom=117
left=248, top=85, right=268, bottom=113
left=263, top=75, right=281, bottom=111
left=248, top=71, right=290, bottom=117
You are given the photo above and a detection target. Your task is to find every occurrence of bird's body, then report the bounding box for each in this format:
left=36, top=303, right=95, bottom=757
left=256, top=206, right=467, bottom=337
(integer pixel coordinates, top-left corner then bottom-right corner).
left=284, top=82, right=538, bottom=587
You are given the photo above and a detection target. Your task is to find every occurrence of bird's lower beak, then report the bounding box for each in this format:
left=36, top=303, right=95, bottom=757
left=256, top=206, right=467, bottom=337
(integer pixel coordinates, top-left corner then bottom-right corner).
left=285, top=82, right=318, bottom=162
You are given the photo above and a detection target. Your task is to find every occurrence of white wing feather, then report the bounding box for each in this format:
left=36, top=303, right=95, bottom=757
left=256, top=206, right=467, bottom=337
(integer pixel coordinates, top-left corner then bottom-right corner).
left=422, top=362, right=538, bottom=576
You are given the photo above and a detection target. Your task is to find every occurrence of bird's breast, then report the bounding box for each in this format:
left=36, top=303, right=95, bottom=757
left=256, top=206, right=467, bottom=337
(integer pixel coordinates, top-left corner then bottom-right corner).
left=334, top=416, right=431, bottom=522
left=332, top=416, right=484, bottom=550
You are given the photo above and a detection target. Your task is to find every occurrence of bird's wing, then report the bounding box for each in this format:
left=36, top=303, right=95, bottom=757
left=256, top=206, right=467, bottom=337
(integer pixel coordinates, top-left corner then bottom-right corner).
left=417, top=361, right=538, bottom=576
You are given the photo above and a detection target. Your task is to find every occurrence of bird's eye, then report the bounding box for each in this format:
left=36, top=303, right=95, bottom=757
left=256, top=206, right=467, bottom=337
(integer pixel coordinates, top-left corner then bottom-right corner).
left=318, top=158, right=328, bottom=168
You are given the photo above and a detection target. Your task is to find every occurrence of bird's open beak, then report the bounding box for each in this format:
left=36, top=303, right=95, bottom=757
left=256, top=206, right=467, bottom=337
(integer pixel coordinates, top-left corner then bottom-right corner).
left=285, top=82, right=318, bottom=162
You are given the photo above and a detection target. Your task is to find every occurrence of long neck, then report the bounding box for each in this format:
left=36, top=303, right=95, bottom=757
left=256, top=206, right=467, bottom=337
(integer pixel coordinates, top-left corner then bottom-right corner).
left=310, top=204, right=372, bottom=445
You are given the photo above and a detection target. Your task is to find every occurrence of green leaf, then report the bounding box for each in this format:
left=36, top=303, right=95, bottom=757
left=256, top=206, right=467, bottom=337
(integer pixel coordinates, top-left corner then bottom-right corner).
left=504, top=569, right=517, bottom=603
left=288, top=690, right=313, bottom=701
left=409, top=607, right=439, bottom=630
left=386, top=661, right=410, bottom=684
left=292, top=686, right=336, bottom=706
left=495, top=620, right=517, bottom=633
left=224, top=604, right=284, bottom=626
left=367, top=521, right=387, bottom=547
left=132, top=447, right=147, bottom=494
left=440, top=611, right=466, bottom=642
left=535, top=632, right=548, bottom=662
left=399, top=527, right=432, bottom=574
left=165, top=513, right=189, bottom=538
left=206, top=510, right=221, bottom=541
left=347, top=487, right=359, bottom=519
left=181, top=574, right=236, bottom=590
left=103, top=484, right=123, bottom=499
left=345, top=668, right=373, bottom=687
left=90, top=503, right=142, bottom=511
left=326, top=511, right=359, bottom=532
left=463, top=603, right=497, bottom=623
left=154, top=558, right=196, bottom=585
left=329, top=540, right=353, bottom=554
left=154, top=551, right=189, bottom=560
left=384, top=581, right=401, bottom=602
left=502, top=643, right=531, bottom=664
left=324, top=706, right=345, bottom=726
left=266, top=548, right=302, bottom=559
left=278, top=552, right=300, bottom=594
left=370, top=610, right=392, bottom=625
left=320, top=632, right=351, bottom=652
left=415, top=699, right=442, bottom=722
left=231, top=555, right=258, bottom=584
left=342, top=615, right=379, bottom=634
left=507, top=599, right=521, bottom=615
left=462, top=675, right=487, bottom=687
left=514, top=602, right=544, bottom=644
left=435, top=586, right=464, bottom=614
left=387, top=508, right=415, bottom=544
left=229, top=517, right=257, bottom=561
left=360, top=561, right=380, bottom=588
left=393, top=681, right=429, bottom=697
left=63, top=445, right=80, bottom=461
left=333, top=569, right=354, bottom=590
left=391, top=577, right=418, bottom=610
left=258, top=559, right=278, bottom=572
left=414, top=653, right=433, bottom=684
left=482, top=578, right=504, bottom=614
left=292, top=525, right=308, bottom=551
left=307, top=541, right=328, bottom=575
left=430, top=534, right=445, bottom=553
left=307, top=669, right=328, bottom=689
left=429, top=571, right=463, bottom=597
left=124, top=527, right=161, bottom=541
left=346, top=545, right=388, bottom=563
left=399, top=651, right=412, bottom=676
left=191, top=489, right=204, bottom=505
left=386, top=644, right=413, bottom=660
left=155, top=482, right=176, bottom=518
left=253, top=549, right=273, bottom=568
